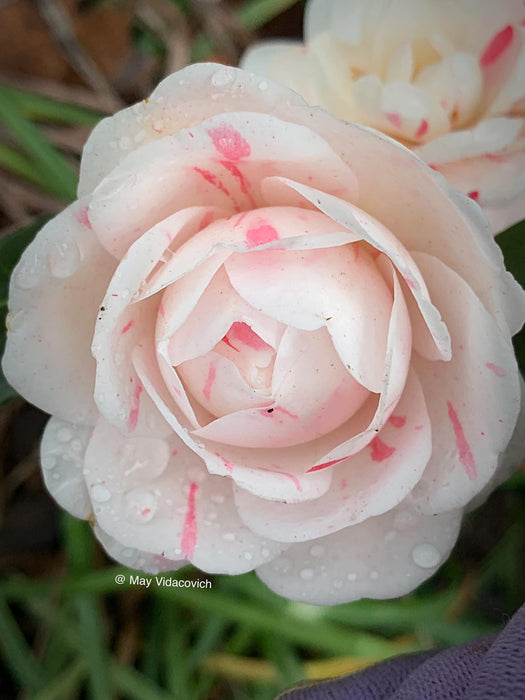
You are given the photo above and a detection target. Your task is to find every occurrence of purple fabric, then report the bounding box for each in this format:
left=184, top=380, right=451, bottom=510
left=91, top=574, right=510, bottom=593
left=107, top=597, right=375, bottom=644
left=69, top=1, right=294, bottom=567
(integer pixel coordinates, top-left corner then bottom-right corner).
left=278, top=603, right=525, bottom=700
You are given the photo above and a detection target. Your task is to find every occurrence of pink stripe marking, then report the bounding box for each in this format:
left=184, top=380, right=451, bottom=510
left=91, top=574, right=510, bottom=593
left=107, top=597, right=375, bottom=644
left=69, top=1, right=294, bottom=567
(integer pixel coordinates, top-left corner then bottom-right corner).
left=230, top=322, right=272, bottom=351
left=220, top=160, right=255, bottom=205
left=208, top=125, right=251, bottom=161
left=275, top=406, right=298, bottom=420
left=415, top=119, right=429, bottom=138
left=369, top=437, right=396, bottom=462
left=127, top=381, right=144, bottom=431
left=180, top=482, right=198, bottom=558
left=389, top=414, right=407, bottom=428
left=193, top=167, right=230, bottom=197
left=215, top=453, right=234, bottom=473
left=245, top=223, right=279, bottom=247
left=307, top=457, right=348, bottom=473
left=221, top=335, right=239, bottom=352
left=486, top=362, right=506, bottom=377
left=468, top=190, right=479, bottom=201
left=77, top=206, right=92, bottom=229
left=480, top=25, right=514, bottom=67
left=260, top=467, right=303, bottom=492
left=121, top=320, right=134, bottom=334
left=199, top=210, right=215, bottom=230
left=447, top=401, right=477, bottom=480
left=203, top=363, right=216, bottom=400
left=386, top=112, right=402, bottom=128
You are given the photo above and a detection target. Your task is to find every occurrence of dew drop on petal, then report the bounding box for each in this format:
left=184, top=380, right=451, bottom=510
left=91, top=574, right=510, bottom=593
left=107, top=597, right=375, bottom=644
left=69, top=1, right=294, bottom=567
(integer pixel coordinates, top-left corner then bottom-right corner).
left=258, top=80, right=269, bottom=91
left=411, top=543, right=441, bottom=568
left=300, top=568, right=315, bottom=581
left=244, top=552, right=253, bottom=561
left=91, top=484, right=111, bottom=503
left=347, top=572, right=358, bottom=582
left=56, top=427, right=72, bottom=443
left=41, top=455, right=56, bottom=470
left=211, top=494, right=224, bottom=504
left=222, top=532, right=236, bottom=542
left=309, top=544, right=325, bottom=558
left=124, top=489, right=158, bottom=524
left=260, top=547, right=270, bottom=558
left=211, top=68, right=234, bottom=87
left=48, top=241, right=81, bottom=279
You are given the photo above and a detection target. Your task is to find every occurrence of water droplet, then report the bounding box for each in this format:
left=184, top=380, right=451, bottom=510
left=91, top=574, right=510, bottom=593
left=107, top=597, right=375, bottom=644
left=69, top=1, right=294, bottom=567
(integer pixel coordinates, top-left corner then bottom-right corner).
left=346, top=572, right=357, bottom=582
left=411, top=543, right=441, bottom=569
left=222, top=532, right=235, bottom=542
left=261, top=547, right=270, bottom=558
left=124, top=488, right=158, bottom=524
left=121, top=289, right=130, bottom=299
left=258, top=80, right=268, bottom=91
left=91, top=484, right=111, bottom=502
left=370, top=571, right=379, bottom=580
left=211, top=68, right=233, bottom=87
left=272, top=556, right=290, bottom=573
left=178, top=80, right=186, bottom=87
left=56, top=427, right=72, bottom=443
left=48, top=240, right=81, bottom=278
left=15, top=253, right=40, bottom=289
left=309, top=544, right=324, bottom=558
left=52, top=472, right=61, bottom=480
left=70, top=439, right=83, bottom=453
left=244, top=552, right=253, bottom=561
left=300, top=568, right=314, bottom=581
left=211, top=494, right=224, bottom=504
left=41, top=455, right=56, bottom=470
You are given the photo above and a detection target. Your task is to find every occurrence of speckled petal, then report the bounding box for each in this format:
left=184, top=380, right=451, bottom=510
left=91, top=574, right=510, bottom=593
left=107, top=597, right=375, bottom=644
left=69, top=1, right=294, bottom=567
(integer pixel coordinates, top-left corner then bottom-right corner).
left=256, top=502, right=462, bottom=605
left=2, top=200, right=115, bottom=425
left=84, top=419, right=286, bottom=574
left=410, top=252, right=523, bottom=514
left=40, top=416, right=93, bottom=519
left=234, top=368, right=431, bottom=543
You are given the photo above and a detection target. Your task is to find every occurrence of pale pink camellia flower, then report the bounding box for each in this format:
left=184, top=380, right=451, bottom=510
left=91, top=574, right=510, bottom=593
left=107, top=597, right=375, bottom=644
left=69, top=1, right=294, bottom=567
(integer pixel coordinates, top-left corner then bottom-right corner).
left=241, top=0, right=525, bottom=234
left=3, top=63, right=525, bottom=605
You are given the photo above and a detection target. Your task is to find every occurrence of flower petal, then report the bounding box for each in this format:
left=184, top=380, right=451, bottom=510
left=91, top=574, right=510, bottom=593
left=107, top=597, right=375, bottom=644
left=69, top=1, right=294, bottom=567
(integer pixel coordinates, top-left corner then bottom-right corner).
left=410, top=252, right=523, bottom=514
left=256, top=502, right=462, bottom=605
left=40, top=416, right=93, bottom=519
left=2, top=200, right=115, bottom=425
left=234, top=367, right=431, bottom=543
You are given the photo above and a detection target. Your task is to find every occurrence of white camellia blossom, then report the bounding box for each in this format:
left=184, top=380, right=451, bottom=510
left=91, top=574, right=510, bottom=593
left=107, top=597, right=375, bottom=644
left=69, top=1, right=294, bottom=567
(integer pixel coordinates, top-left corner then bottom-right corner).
left=241, top=0, right=525, bottom=234
left=2, top=63, right=525, bottom=605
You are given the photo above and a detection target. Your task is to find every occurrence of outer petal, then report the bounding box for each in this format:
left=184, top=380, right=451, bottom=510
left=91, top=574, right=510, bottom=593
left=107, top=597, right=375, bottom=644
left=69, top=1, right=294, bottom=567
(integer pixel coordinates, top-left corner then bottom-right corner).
left=256, top=502, right=462, bottom=605
left=84, top=419, right=286, bottom=574
left=2, top=200, right=115, bottom=425
left=234, top=368, right=431, bottom=543
left=40, top=416, right=93, bottom=519
left=410, top=253, right=522, bottom=514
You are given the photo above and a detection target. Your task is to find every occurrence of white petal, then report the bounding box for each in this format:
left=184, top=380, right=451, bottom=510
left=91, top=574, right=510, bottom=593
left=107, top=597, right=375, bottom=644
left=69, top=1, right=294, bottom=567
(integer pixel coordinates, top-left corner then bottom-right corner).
left=410, top=253, right=522, bottom=514
left=2, top=200, right=115, bottom=425
left=256, top=503, right=462, bottom=605
left=40, top=416, right=93, bottom=519
left=235, top=368, right=431, bottom=543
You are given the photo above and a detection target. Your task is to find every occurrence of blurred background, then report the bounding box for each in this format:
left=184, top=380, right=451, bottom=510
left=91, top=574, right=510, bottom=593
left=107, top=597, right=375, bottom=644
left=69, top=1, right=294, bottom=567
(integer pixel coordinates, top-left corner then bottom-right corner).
left=0, top=1, right=524, bottom=698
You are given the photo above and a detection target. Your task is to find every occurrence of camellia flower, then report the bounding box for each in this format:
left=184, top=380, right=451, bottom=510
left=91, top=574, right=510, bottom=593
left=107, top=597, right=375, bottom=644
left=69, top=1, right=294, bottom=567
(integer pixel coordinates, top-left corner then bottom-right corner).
left=2, top=63, right=524, bottom=605
left=241, top=0, right=525, bottom=234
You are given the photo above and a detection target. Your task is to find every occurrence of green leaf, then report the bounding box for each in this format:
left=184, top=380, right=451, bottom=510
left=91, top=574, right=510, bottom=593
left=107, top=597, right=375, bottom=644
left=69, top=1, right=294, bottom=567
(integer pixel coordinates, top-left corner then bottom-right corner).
left=0, top=90, right=77, bottom=201
left=0, top=85, right=104, bottom=126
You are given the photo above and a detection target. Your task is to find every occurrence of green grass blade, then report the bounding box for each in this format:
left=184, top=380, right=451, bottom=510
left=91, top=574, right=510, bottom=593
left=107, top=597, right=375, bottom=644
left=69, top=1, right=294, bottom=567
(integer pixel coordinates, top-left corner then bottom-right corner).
left=0, top=92, right=77, bottom=201
left=0, top=597, right=47, bottom=692
left=31, top=659, right=86, bottom=700
left=0, top=85, right=104, bottom=126
left=111, top=665, right=175, bottom=700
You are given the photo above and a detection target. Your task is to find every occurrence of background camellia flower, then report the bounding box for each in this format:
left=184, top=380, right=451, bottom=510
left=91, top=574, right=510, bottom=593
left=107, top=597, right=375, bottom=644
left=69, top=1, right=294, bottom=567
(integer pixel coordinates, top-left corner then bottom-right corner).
left=2, top=62, right=525, bottom=605
left=241, top=0, right=525, bottom=234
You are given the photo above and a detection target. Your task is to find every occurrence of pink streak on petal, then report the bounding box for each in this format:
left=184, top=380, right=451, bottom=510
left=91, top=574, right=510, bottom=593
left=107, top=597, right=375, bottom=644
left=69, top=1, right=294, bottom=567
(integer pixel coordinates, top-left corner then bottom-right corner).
left=404, top=277, right=417, bottom=290
left=275, top=406, right=298, bottom=420
left=230, top=321, right=272, bottom=351
left=415, top=119, right=429, bottom=138
left=203, top=363, right=216, bottom=400
left=199, top=210, right=215, bottom=229
left=208, top=125, right=251, bottom=161
left=369, top=436, right=396, bottom=462
left=389, top=414, right=407, bottom=428
left=127, top=381, right=143, bottom=431
left=221, top=334, right=240, bottom=352
left=245, top=223, right=279, bottom=247
left=480, top=25, right=514, bottom=67
left=307, top=457, right=349, bottom=473
left=193, top=167, right=231, bottom=197
left=486, top=362, right=506, bottom=377
left=159, top=303, right=165, bottom=319
left=220, top=160, right=256, bottom=206
left=121, top=320, right=134, bottom=334
left=215, top=453, right=234, bottom=473
left=77, top=206, right=92, bottom=229
left=468, top=190, right=480, bottom=201
left=180, top=482, right=198, bottom=558
left=260, top=467, right=303, bottom=492
left=386, top=112, right=402, bottom=128
left=447, top=401, right=477, bottom=480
